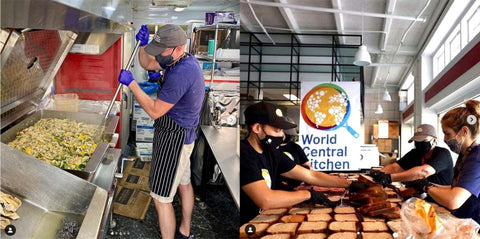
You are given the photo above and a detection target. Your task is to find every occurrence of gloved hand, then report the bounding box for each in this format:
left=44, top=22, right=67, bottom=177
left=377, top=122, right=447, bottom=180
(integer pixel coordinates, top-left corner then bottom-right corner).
left=405, top=179, right=433, bottom=193
left=369, top=171, right=392, bottom=186
left=118, top=69, right=134, bottom=86
left=306, top=188, right=336, bottom=207
left=148, top=71, right=161, bottom=80
left=348, top=181, right=369, bottom=193
left=136, top=25, right=149, bottom=47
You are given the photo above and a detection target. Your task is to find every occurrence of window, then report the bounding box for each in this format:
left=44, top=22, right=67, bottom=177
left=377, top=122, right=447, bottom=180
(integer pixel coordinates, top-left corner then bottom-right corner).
left=407, top=83, right=414, bottom=105
left=434, top=46, right=445, bottom=76
left=468, top=7, right=480, bottom=41
left=449, top=30, right=461, bottom=60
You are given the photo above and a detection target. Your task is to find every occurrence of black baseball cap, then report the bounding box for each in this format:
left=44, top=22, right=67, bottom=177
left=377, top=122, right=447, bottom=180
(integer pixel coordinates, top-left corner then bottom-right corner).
left=144, top=24, right=187, bottom=56
left=244, top=102, right=297, bottom=129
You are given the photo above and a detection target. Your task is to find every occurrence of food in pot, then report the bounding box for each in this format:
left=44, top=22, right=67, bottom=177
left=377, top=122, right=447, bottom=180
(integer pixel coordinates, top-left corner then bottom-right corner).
left=8, top=118, right=98, bottom=170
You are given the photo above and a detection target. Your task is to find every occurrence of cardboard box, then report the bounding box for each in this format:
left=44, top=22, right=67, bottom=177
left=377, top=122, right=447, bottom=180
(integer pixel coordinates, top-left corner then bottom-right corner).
left=373, top=124, right=378, bottom=139
left=377, top=139, right=392, bottom=152
left=119, top=173, right=150, bottom=191
left=389, top=121, right=400, bottom=138
left=136, top=142, right=153, bottom=162
left=136, top=125, right=154, bottom=142
left=380, top=153, right=398, bottom=166
left=113, top=186, right=151, bottom=221
left=133, top=104, right=154, bottom=126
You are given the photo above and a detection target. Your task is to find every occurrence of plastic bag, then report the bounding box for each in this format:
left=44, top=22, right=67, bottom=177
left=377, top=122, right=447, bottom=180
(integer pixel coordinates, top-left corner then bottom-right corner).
left=138, top=82, right=159, bottom=95
left=398, top=198, right=480, bottom=239
left=208, top=90, right=239, bottom=128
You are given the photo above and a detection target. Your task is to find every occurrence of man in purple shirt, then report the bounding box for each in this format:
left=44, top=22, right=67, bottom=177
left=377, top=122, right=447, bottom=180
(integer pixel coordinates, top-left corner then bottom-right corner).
left=118, top=24, right=204, bottom=239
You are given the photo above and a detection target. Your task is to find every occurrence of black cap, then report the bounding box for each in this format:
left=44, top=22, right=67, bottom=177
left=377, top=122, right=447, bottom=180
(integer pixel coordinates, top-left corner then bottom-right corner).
left=244, top=102, right=297, bottom=129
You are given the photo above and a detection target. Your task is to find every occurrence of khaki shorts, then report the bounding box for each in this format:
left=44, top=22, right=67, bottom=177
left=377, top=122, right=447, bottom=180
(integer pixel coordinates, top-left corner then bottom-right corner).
left=150, top=142, right=194, bottom=203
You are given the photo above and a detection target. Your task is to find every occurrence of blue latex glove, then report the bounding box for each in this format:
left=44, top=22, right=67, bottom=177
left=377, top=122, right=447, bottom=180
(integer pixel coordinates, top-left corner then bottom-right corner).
left=148, top=71, right=161, bottom=80
left=136, top=25, right=149, bottom=47
left=118, top=69, right=134, bottom=86
left=138, top=82, right=158, bottom=95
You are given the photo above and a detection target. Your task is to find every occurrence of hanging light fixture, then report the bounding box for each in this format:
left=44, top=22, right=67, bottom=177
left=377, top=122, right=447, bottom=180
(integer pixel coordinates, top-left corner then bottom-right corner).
left=382, top=88, right=391, bottom=101
left=353, top=1, right=371, bottom=66
left=375, top=104, right=383, bottom=114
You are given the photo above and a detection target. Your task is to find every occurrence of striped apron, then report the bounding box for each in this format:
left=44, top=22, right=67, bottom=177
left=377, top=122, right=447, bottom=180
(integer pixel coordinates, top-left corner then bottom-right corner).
left=149, top=114, right=186, bottom=197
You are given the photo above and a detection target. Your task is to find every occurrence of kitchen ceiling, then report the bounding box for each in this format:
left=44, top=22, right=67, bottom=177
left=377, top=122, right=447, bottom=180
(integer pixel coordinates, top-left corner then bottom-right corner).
left=240, top=0, right=450, bottom=90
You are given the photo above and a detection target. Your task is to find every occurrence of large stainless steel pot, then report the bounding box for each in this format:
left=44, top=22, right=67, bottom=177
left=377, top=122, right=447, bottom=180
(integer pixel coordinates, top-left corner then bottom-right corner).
left=1, top=110, right=119, bottom=181
left=1, top=143, right=108, bottom=239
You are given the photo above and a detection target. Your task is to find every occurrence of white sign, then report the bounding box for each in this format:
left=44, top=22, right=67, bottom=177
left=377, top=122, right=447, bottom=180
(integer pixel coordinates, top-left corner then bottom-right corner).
left=299, top=82, right=361, bottom=171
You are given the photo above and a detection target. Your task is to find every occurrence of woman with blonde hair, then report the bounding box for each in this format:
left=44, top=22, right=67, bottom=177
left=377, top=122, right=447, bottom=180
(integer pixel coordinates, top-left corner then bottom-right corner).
left=416, top=100, right=480, bottom=223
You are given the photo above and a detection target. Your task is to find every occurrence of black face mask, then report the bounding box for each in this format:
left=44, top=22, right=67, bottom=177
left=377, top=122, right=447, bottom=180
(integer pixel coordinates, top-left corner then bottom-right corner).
left=415, top=140, right=432, bottom=154
left=155, top=47, right=176, bottom=65
left=259, top=128, right=283, bottom=150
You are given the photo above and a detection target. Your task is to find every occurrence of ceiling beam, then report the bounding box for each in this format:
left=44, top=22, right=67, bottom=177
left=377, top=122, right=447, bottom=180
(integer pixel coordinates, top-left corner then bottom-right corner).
left=275, top=0, right=306, bottom=43
left=371, top=0, right=397, bottom=87
left=239, top=8, right=257, bottom=33
left=240, top=0, right=426, bottom=22
left=331, top=0, right=346, bottom=45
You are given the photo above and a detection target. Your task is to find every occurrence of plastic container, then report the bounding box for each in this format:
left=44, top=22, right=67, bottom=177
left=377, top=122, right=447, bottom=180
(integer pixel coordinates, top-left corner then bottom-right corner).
left=208, top=39, right=215, bottom=56
left=54, top=93, right=79, bottom=112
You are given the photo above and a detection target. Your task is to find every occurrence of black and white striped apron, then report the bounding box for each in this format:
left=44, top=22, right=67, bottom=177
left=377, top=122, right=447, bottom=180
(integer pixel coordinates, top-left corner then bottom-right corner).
left=149, top=114, right=186, bottom=197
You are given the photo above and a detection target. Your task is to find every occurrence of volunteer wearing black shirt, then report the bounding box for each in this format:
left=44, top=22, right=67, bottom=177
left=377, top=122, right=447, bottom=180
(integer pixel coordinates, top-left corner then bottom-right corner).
left=373, top=124, right=453, bottom=187
left=240, top=101, right=368, bottom=224
left=276, top=122, right=311, bottom=191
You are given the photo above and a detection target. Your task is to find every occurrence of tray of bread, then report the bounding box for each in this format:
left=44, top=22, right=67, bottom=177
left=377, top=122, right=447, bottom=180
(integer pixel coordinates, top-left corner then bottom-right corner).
left=240, top=174, right=405, bottom=239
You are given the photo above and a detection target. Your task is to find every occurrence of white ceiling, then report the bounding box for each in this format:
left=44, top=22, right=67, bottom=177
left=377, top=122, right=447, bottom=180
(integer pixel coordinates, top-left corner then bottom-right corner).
left=240, top=0, right=450, bottom=90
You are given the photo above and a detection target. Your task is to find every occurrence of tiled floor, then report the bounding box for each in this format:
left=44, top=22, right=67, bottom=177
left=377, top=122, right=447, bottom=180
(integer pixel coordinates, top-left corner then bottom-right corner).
left=106, top=184, right=239, bottom=239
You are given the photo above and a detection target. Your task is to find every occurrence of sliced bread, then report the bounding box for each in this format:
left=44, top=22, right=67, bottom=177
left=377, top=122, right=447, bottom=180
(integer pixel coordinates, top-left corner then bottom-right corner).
left=280, top=214, right=305, bottom=223
left=260, top=234, right=291, bottom=239
left=334, top=206, right=355, bottom=214
left=239, top=223, right=270, bottom=238
left=266, top=223, right=299, bottom=236
left=250, top=214, right=282, bottom=223
left=361, top=216, right=385, bottom=222
left=306, top=214, right=332, bottom=222
left=328, top=221, right=357, bottom=232
left=310, top=207, right=333, bottom=214
left=261, top=208, right=289, bottom=215
left=327, top=232, right=358, bottom=239
left=361, top=221, right=388, bottom=232
left=289, top=207, right=311, bottom=215
left=334, top=214, right=358, bottom=222
left=361, top=232, right=393, bottom=239
left=296, top=233, right=327, bottom=239
left=297, top=221, right=328, bottom=233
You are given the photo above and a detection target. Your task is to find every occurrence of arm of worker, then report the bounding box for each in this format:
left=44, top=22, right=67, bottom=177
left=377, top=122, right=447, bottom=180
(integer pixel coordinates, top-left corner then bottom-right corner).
left=135, top=25, right=163, bottom=71
left=118, top=70, right=173, bottom=119
left=381, top=162, right=404, bottom=174
left=281, top=165, right=351, bottom=188
left=390, top=164, right=436, bottom=182
left=427, top=186, right=471, bottom=210
left=242, top=180, right=310, bottom=210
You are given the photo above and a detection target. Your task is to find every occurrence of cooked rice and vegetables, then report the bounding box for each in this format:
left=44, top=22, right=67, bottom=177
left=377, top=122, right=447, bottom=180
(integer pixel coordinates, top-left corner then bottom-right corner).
left=8, top=118, right=98, bottom=170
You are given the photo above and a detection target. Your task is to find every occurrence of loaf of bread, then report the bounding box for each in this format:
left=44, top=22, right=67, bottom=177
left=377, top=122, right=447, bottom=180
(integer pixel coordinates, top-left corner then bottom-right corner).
left=239, top=223, right=270, bottom=238
left=328, top=221, right=357, bottom=232
left=334, top=206, right=355, bottom=214
left=266, top=223, right=298, bottom=236
left=310, top=207, right=333, bottom=214
left=261, top=208, right=288, bottom=215
left=358, top=201, right=391, bottom=214
left=366, top=207, right=396, bottom=217
left=361, top=221, right=389, bottom=232
left=327, top=232, right=358, bottom=239
left=280, top=214, right=305, bottom=223
left=328, top=196, right=341, bottom=203
left=250, top=214, right=281, bottom=223
left=289, top=207, right=311, bottom=215
left=361, top=232, right=393, bottom=239
left=334, top=214, right=358, bottom=222
left=296, top=233, right=327, bottom=239
left=297, top=221, right=328, bottom=233
left=260, top=234, right=291, bottom=239
left=386, top=198, right=402, bottom=203
left=306, top=213, right=332, bottom=222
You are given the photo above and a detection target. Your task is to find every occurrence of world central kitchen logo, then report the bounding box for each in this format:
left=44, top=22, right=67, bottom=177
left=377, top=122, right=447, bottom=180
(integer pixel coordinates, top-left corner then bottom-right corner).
left=301, top=133, right=349, bottom=170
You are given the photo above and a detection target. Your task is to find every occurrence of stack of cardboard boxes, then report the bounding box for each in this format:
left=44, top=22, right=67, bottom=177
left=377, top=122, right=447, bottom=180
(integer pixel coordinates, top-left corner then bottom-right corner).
left=133, top=99, right=154, bottom=162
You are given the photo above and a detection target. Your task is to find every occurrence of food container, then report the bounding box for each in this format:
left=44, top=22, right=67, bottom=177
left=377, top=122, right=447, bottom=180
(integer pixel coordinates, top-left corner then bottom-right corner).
left=54, top=93, right=79, bottom=112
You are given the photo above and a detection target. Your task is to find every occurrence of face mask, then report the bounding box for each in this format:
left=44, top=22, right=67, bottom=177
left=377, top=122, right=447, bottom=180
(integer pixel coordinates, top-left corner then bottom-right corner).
left=155, top=47, right=176, bottom=65
left=445, top=131, right=465, bottom=154
left=415, top=140, right=432, bottom=154
left=259, top=128, right=283, bottom=150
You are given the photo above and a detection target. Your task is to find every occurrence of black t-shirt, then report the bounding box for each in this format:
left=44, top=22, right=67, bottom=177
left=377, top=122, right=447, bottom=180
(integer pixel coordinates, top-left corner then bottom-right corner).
left=240, top=139, right=296, bottom=224
left=276, top=142, right=309, bottom=190
left=397, top=147, right=453, bottom=185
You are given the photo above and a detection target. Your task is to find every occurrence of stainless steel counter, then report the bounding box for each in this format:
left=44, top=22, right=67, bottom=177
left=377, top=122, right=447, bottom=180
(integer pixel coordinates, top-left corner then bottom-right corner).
left=200, top=126, right=239, bottom=209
